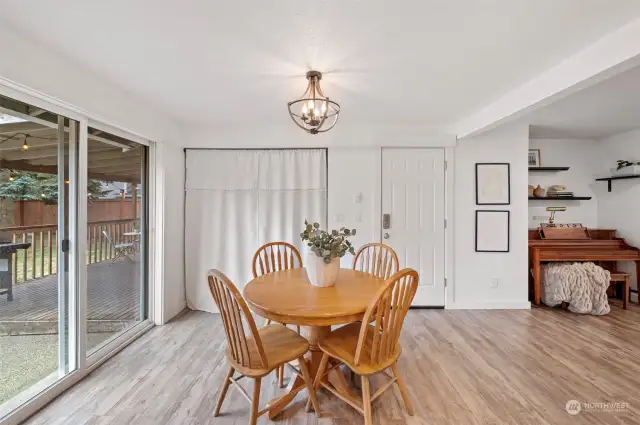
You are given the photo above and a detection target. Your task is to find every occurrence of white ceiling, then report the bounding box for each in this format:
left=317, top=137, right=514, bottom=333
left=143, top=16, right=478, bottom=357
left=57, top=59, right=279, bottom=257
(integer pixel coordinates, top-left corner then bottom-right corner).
left=526, top=64, right=640, bottom=140
left=1, top=1, right=640, bottom=129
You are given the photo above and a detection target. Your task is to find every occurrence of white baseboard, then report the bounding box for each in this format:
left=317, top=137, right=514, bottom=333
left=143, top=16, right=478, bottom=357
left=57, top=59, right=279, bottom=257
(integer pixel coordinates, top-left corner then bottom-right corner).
left=446, top=294, right=637, bottom=310
left=447, top=300, right=531, bottom=310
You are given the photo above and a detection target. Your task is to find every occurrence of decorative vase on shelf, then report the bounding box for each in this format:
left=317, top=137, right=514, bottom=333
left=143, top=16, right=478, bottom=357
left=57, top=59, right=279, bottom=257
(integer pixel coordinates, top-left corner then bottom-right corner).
left=533, top=185, right=546, bottom=198
left=305, top=253, right=340, bottom=287
left=612, top=164, right=640, bottom=176
left=300, top=220, right=356, bottom=288
left=528, top=185, right=534, bottom=197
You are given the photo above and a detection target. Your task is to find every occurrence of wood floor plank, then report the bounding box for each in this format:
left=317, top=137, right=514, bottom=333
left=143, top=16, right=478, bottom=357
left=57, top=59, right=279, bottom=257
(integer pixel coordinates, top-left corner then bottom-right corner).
left=23, top=305, right=640, bottom=425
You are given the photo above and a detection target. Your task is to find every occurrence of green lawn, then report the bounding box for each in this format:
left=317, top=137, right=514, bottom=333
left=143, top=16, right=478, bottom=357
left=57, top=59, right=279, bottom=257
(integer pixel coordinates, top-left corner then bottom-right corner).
left=0, top=332, right=116, bottom=404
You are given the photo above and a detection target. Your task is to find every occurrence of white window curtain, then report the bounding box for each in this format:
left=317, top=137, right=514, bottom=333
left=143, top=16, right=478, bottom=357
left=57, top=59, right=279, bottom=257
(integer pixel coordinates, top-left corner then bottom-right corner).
left=184, top=149, right=327, bottom=313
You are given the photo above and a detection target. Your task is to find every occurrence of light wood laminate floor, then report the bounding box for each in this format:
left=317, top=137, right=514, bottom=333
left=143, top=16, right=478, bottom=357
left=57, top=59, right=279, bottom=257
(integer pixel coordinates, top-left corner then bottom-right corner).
left=25, top=301, right=640, bottom=425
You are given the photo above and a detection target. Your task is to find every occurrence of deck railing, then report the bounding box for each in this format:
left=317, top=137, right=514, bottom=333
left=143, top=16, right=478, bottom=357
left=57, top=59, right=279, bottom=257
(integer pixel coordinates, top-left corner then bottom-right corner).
left=1, top=218, right=138, bottom=284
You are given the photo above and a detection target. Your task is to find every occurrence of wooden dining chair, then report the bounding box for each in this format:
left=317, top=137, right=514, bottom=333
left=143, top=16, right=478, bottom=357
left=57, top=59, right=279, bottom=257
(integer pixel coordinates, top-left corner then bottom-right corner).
left=252, top=242, right=303, bottom=386
left=352, top=243, right=399, bottom=280
left=208, top=269, right=320, bottom=425
left=305, top=268, right=419, bottom=425
left=252, top=241, right=302, bottom=277
left=350, top=242, right=400, bottom=361
left=251, top=242, right=302, bottom=331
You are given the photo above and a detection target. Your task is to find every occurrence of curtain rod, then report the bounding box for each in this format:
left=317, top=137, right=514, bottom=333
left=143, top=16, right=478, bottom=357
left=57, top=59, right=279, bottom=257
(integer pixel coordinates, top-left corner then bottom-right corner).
left=183, top=147, right=327, bottom=152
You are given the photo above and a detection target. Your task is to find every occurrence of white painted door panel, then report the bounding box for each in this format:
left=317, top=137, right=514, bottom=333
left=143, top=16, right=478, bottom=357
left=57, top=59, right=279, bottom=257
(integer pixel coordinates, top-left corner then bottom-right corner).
left=382, top=148, right=445, bottom=306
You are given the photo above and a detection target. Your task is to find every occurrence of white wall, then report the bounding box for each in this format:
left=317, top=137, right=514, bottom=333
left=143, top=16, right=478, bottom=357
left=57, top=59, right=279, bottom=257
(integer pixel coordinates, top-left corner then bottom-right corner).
left=327, top=147, right=381, bottom=267
left=186, top=123, right=528, bottom=309
left=596, top=129, right=640, bottom=294
left=0, top=24, right=176, bottom=142
left=528, top=138, right=600, bottom=228
left=0, top=24, right=186, bottom=322
left=453, top=124, right=530, bottom=309
left=161, top=143, right=186, bottom=320
left=185, top=123, right=453, bottom=272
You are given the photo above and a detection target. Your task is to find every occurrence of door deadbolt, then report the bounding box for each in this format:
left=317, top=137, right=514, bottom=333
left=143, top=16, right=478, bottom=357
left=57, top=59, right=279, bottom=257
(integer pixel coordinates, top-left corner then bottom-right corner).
left=382, top=213, right=391, bottom=229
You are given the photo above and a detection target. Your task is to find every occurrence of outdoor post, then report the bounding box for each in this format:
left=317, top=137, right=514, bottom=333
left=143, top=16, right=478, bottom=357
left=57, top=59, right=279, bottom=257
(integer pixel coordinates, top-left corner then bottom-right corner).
left=132, top=183, right=137, bottom=228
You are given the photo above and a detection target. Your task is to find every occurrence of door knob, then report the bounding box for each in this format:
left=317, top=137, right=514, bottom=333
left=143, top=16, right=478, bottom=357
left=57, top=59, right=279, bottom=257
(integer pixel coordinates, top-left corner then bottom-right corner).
left=383, top=233, right=390, bottom=239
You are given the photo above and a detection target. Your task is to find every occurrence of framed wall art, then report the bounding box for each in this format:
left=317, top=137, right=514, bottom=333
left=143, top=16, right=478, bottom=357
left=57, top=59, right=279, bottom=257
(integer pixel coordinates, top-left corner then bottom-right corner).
left=475, top=163, right=510, bottom=205
left=475, top=210, right=510, bottom=253
left=528, top=149, right=541, bottom=167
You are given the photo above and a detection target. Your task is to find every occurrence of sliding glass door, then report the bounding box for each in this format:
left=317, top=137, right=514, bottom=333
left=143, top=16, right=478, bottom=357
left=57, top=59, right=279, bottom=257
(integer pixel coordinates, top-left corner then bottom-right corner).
left=0, top=93, right=153, bottom=423
left=85, top=127, right=148, bottom=356
left=0, top=95, right=78, bottom=416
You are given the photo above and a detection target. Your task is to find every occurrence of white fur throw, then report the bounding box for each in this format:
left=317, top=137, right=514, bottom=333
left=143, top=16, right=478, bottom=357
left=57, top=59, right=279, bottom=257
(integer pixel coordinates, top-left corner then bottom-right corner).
left=541, top=262, right=610, bottom=315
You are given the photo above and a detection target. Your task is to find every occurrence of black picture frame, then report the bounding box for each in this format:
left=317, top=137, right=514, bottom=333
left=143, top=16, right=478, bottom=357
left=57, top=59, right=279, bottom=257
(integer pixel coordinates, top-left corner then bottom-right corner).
left=475, top=163, right=511, bottom=205
left=475, top=210, right=510, bottom=253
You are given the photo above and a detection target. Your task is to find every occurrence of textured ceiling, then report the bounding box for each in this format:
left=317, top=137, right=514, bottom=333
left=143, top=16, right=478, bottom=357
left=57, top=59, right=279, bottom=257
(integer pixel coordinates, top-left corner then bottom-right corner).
left=1, top=0, right=640, bottom=130
left=525, top=64, right=640, bottom=139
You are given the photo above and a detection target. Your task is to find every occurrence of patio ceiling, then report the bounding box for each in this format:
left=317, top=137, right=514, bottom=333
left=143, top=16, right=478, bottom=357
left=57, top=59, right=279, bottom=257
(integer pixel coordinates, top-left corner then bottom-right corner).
left=0, top=98, right=141, bottom=183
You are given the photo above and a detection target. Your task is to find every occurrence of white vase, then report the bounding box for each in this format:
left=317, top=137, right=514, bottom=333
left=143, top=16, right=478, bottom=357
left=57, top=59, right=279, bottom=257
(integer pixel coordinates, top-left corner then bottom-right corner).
left=612, top=165, right=640, bottom=176
left=305, top=252, right=340, bottom=287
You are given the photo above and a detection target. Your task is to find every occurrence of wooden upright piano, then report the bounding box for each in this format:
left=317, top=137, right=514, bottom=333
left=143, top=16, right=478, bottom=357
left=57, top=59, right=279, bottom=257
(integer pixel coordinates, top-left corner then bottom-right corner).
left=529, top=227, right=640, bottom=305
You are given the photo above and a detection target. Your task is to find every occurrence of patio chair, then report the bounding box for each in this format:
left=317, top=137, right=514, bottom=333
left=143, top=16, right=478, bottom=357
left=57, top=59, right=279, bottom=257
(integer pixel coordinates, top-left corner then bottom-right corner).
left=103, top=230, right=136, bottom=264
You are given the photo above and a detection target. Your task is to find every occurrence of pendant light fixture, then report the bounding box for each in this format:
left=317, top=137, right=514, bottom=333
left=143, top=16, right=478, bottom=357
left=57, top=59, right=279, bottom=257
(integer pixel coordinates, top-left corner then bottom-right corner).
left=287, top=70, right=340, bottom=134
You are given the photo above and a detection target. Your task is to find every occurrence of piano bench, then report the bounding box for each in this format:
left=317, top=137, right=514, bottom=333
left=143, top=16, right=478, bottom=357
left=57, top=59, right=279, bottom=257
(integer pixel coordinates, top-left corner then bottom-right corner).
left=561, top=272, right=630, bottom=311
left=609, top=272, right=630, bottom=310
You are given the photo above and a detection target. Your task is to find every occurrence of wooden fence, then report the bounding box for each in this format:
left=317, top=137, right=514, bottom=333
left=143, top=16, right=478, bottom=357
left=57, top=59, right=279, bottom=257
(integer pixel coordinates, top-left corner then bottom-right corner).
left=10, top=199, right=141, bottom=227
left=1, top=218, right=138, bottom=284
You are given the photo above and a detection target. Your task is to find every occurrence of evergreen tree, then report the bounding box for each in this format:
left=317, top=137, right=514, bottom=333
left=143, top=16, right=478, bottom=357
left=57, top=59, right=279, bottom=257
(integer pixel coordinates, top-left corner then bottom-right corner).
left=0, top=172, right=107, bottom=204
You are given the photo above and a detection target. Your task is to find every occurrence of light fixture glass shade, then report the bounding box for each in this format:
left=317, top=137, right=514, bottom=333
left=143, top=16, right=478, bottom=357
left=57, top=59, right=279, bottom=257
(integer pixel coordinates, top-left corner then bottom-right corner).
left=287, top=70, right=340, bottom=134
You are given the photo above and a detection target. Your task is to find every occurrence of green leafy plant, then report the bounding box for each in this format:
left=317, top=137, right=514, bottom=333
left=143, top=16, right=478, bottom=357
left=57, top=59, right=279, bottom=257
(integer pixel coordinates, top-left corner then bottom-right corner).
left=616, top=160, right=640, bottom=170
left=300, top=220, right=356, bottom=264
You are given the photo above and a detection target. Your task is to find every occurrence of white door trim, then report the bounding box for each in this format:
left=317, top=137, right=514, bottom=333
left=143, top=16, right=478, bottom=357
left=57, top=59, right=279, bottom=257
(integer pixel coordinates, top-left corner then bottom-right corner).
left=444, top=146, right=455, bottom=309
left=149, top=142, right=164, bottom=325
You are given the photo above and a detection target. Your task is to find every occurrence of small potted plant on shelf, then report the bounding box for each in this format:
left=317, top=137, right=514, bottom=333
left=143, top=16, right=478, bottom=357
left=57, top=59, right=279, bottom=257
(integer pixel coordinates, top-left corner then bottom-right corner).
left=613, top=160, right=640, bottom=176
left=300, top=220, right=356, bottom=287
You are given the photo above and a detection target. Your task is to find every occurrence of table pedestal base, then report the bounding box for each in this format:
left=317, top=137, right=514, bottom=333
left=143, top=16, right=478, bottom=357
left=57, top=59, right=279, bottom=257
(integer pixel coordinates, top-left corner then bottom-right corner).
left=265, top=325, right=359, bottom=420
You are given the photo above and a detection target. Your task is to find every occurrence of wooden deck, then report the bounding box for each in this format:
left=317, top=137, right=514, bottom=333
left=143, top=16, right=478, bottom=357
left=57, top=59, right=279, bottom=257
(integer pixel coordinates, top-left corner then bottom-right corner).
left=0, top=258, right=141, bottom=334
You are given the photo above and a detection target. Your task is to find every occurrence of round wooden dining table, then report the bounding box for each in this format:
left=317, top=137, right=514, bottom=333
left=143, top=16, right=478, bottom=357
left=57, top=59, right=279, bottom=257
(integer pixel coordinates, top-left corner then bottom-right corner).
left=243, top=267, right=386, bottom=419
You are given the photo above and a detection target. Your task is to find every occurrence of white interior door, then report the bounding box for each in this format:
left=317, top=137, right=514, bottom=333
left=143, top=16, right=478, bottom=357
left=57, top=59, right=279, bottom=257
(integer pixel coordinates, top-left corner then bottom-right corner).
left=381, top=148, right=446, bottom=306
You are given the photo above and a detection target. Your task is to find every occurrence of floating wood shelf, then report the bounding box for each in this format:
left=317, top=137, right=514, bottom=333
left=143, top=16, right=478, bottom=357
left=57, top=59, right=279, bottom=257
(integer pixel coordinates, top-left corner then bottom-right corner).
left=528, top=196, right=592, bottom=201
left=595, top=174, right=640, bottom=192
left=529, top=167, right=570, bottom=171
